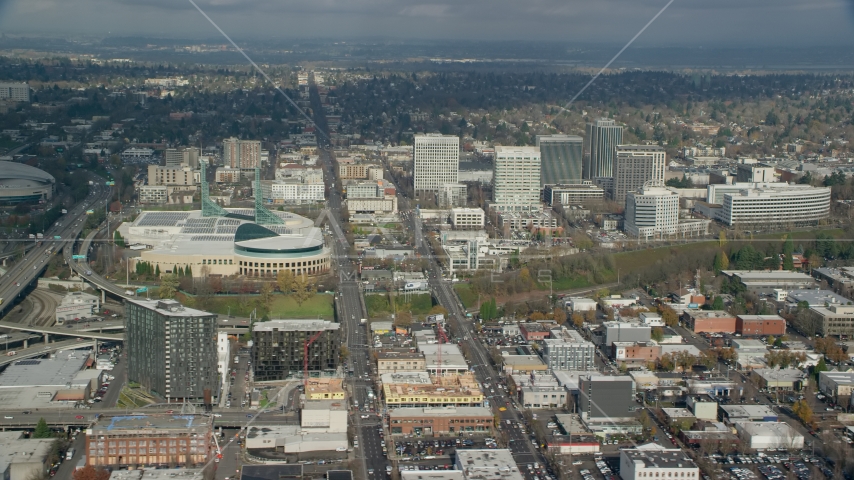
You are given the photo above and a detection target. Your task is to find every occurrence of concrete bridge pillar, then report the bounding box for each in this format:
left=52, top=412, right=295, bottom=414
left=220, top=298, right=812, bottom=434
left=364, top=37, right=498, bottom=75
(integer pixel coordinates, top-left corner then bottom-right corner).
left=44, top=333, right=49, bottom=344
left=23, top=339, right=27, bottom=348
left=101, top=289, right=105, bottom=304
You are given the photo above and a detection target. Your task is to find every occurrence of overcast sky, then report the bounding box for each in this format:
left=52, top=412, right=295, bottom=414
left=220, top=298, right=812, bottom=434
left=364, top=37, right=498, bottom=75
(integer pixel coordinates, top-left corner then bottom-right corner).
left=1, top=0, right=853, bottom=47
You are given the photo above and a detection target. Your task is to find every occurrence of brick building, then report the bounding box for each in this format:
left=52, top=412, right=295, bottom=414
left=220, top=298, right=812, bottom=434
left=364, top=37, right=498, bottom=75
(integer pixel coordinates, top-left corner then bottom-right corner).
left=388, top=407, right=493, bottom=436
left=681, top=310, right=737, bottom=334
left=736, top=315, right=786, bottom=336
left=519, top=323, right=551, bottom=342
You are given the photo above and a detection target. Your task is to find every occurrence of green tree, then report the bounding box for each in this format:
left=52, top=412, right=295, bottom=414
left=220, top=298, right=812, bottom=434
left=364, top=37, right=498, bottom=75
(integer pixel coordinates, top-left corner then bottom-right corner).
left=33, top=418, right=52, bottom=438
left=155, top=264, right=161, bottom=277
left=158, top=274, right=179, bottom=299
left=480, top=297, right=498, bottom=322
left=814, top=357, right=828, bottom=381
left=711, top=296, right=725, bottom=310
left=113, top=230, right=125, bottom=248
left=713, top=251, right=730, bottom=273
left=259, top=282, right=274, bottom=314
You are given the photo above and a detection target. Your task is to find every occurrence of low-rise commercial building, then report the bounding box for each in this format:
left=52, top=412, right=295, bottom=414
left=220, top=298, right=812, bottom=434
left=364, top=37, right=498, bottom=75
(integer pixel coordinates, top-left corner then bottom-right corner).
left=603, top=322, right=651, bottom=346
left=612, top=342, right=661, bottom=363
left=388, top=406, right=493, bottom=436
left=805, top=304, right=854, bottom=337
left=304, top=378, right=345, bottom=400
left=86, top=414, right=212, bottom=468
left=244, top=425, right=347, bottom=453
left=736, top=315, right=786, bottom=336
left=818, top=371, right=854, bottom=402
left=681, top=310, right=737, bottom=333
left=719, top=405, right=778, bottom=423
left=55, top=291, right=101, bottom=323
left=721, top=270, right=816, bottom=295
left=519, top=323, right=551, bottom=342
left=749, top=368, right=806, bottom=391
left=619, top=445, right=700, bottom=480
left=735, top=422, right=804, bottom=450
left=686, top=395, right=719, bottom=421
left=500, top=353, right=548, bottom=375
left=301, top=400, right=348, bottom=432
left=376, top=352, right=426, bottom=374
left=0, top=431, right=53, bottom=480
left=455, top=450, right=524, bottom=480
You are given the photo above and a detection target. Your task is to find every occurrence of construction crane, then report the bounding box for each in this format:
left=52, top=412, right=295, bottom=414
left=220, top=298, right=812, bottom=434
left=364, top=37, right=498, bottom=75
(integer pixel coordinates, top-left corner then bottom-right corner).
left=212, top=432, right=222, bottom=463
left=304, top=330, right=325, bottom=388
left=436, top=320, right=449, bottom=377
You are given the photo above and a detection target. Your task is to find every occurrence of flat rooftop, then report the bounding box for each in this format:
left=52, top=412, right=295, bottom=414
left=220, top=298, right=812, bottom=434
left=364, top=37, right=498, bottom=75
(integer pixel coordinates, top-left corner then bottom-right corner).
left=125, top=298, right=215, bottom=318
left=240, top=464, right=303, bottom=480
left=623, top=447, right=699, bottom=469
left=91, top=415, right=210, bottom=434
left=720, top=405, right=777, bottom=418
left=786, top=289, right=852, bottom=306
left=303, top=399, right=347, bottom=411
left=820, top=371, right=854, bottom=385
left=0, top=349, right=91, bottom=388
left=388, top=406, right=492, bottom=418
left=722, top=270, right=814, bottom=281
left=381, top=372, right=432, bottom=385
left=252, top=319, right=339, bottom=332
left=456, top=449, right=524, bottom=480
left=376, top=351, right=424, bottom=360
left=141, top=470, right=204, bottom=479
left=0, top=433, right=54, bottom=478
left=401, top=472, right=464, bottom=480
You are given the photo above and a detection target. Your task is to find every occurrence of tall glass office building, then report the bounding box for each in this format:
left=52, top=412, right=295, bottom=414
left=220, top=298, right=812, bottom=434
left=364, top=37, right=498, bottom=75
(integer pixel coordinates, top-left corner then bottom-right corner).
left=535, top=134, right=583, bottom=187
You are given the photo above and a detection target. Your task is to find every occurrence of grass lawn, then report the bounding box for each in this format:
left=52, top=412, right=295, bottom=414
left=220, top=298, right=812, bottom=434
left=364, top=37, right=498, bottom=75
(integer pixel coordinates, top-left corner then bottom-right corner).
left=454, top=284, right=478, bottom=309
left=179, top=293, right=334, bottom=318
left=365, top=293, right=434, bottom=317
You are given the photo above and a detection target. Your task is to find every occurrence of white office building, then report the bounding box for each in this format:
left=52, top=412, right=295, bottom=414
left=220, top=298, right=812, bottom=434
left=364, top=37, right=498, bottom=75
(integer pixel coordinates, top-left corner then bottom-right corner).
left=451, top=208, right=485, bottom=229
left=619, top=445, right=700, bottom=480
left=719, top=184, right=831, bottom=226
left=413, top=134, right=459, bottom=194
left=542, top=327, right=596, bottom=371
left=138, top=185, right=168, bottom=204
left=585, top=118, right=623, bottom=178
left=455, top=450, right=524, bottom=480
left=613, top=145, right=666, bottom=205
left=492, top=146, right=541, bottom=212
left=543, top=182, right=605, bottom=206
left=0, top=82, right=30, bottom=102
left=624, top=185, right=679, bottom=238
left=269, top=181, right=325, bottom=204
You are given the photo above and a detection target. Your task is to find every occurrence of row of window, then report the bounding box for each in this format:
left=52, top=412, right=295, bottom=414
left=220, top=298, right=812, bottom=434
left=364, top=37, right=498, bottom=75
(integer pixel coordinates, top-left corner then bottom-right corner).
left=636, top=472, right=697, bottom=478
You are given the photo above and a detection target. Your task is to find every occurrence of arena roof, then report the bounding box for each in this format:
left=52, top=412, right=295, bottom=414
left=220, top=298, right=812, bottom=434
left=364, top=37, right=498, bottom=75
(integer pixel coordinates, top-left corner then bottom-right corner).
left=0, top=161, right=55, bottom=184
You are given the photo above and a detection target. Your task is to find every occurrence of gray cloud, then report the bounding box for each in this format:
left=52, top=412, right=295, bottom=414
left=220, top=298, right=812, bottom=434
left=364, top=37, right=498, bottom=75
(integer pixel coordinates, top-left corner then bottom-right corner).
left=1, top=0, right=853, bottom=46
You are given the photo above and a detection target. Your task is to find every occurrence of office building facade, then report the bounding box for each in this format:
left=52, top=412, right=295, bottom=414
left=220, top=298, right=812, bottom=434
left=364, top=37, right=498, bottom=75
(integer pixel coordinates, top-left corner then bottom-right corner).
left=543, top=182, right=605, bottom=206
left=164, top=147, right=200, bottom=168
left=413, top=134, right=459, bottom=194
left=585, top=119, right=623, bottom=178
left=252, top=320, right=340, bottom=381
left=125, top=299, right=219, bottom=402
left=536, top=134, right=583, bottom=187
left=719, top=185, right=831, bottom=226
left=491, top=146, right=541, bottom=212
left=542, top=328, right=596, bottom=371
left=624, top=185, right=679, bottom=239
left=612, top=145, right=666, bottom=205
left=0, top=82, right=30, bottom=102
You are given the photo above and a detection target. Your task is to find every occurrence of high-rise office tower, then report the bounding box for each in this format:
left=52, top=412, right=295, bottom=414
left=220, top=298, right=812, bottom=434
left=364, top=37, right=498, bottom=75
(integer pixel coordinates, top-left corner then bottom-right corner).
left=413, top=134, right=459, bottom=195
left=125, top=299, right=218, bottom=402
left=585, top=119, right=623, bottom=178
left=164, top=147, right=200, bottom=168
left=612, top=145, right=666, bottom=205
left=492, top=146, right=541, bottom=212
left=536, top=135, right=584, bottom=187
left=223, top=137, right=261, bottom=169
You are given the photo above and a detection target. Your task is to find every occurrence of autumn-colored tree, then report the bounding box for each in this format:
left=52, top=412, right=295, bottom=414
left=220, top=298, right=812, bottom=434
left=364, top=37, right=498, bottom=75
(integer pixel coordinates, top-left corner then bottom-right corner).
left=158, top=274, right=179, bottom=299
left=792, top=399, right=813, bottom=426
left=553, top=308, right=567, bottom=325
left=583, top=309, right=597, bottom=323
left=571, top=312, right=584, bottom=328
left=292, top=274, right=315, bottom=306
left=276, top=269, right=295, bottom=293
left=658, top=305, right=679, bottom=327
left=73, top=465, right=111, bottom=480
left=530, top=311, right=547, bottom=321
left=429, top=305, right=449, bottom=316
left=394, top=310, right=412, bottom=327
left=658, top=353, right=676, bottom=372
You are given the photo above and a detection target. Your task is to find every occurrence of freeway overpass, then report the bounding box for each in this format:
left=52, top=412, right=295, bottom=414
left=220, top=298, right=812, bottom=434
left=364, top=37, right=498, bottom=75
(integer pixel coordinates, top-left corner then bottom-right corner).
left=0, top=178, right=113, bottom=315
left=0, top=321, right=123, bottom=341
left=64, top=228, right=133, bottom=299
left=0, top=338, right=93, bottom=367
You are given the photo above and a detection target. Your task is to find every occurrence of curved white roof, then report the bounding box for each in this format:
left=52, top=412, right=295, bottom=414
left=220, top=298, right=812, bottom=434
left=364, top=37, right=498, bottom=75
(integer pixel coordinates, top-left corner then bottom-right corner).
left=0, top=161, right=55, bottom=184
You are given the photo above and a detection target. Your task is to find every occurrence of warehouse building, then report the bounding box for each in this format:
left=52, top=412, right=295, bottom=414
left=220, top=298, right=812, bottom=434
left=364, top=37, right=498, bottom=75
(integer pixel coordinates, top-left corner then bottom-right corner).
left=0, top=431, right=53, bottom=480
left=388, top=406, right=493, bottom=436
left=735, top=315, right=786, bottom=336
left=681, top=310, right=737, bottom=334
left=735, top=422, right=804, bottom=450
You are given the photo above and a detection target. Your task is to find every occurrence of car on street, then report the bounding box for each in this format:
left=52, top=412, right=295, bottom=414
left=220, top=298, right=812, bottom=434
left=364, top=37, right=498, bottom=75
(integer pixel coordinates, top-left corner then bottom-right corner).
left=3, top=416, right=12, bottom=419
left=75, top=415, right=84, bottom=419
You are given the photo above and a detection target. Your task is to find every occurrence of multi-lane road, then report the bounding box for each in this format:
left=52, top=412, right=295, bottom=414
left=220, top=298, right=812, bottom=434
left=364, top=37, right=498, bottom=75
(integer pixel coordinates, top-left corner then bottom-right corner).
left=0, top=177, right=113, bottom=315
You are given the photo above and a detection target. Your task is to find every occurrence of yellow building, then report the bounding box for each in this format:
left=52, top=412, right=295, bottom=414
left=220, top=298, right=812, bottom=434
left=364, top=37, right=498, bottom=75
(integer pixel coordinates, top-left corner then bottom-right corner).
left=382, top=373, right=483, bottom=407
left=376, top=351, right=426, bottom=375
left=305, top=378, right=345, bottom=400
